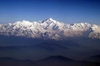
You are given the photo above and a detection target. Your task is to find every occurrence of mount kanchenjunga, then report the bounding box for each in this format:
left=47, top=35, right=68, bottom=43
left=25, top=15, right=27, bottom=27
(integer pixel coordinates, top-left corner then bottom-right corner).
left=0, top=18, right=100, bottom=40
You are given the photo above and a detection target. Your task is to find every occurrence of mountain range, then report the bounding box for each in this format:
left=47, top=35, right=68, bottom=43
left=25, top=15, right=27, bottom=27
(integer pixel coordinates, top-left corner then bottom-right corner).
left=0, top=18, right=100, bottom=40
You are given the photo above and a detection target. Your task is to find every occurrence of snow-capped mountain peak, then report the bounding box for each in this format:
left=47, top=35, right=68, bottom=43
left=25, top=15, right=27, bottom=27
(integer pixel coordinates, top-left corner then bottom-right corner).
left=13, top=20, right=33, bottom=26
left=42, top=18, right=57, bottom=24
left=46, top=18, right=54, bottom=21
left=0, top=18, right=100, bottom=40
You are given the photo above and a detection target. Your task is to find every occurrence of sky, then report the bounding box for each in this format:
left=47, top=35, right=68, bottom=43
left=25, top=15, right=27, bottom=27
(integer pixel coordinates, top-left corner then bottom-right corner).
left=0, top=0, right=100, bottom=24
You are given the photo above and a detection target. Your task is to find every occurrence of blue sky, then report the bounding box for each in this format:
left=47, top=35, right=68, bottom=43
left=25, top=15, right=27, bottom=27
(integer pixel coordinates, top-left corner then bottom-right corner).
left=0, top=0, right=100, bottom=24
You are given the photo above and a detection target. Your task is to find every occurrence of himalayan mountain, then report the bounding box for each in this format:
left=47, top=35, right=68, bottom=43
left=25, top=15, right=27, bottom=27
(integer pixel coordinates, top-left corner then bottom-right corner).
left=0, top=18, right=100, bottom=40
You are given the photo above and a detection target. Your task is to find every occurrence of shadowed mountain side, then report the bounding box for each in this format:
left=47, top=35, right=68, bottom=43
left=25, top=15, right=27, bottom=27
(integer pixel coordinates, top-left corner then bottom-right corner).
left=0, top=35, right=80, bottom=47
left=0, top=57, right=36, bottom=66
left=0, top=35, right=44, bottom=46
left=0, top=35, right=100, bottom=61
left=87, top=55, right=100, bottom=63
left=37, top=56, right=73, bottom=62
left=0, top=35, right=100, bottom=50
left=0, top=56, right=100, bottom=66
left=36, top=56, right=100, bottom=66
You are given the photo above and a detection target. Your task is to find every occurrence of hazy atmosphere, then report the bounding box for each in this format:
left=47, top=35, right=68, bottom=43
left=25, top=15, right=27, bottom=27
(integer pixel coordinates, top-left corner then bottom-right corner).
left=0, top=0, right=100, bottom=66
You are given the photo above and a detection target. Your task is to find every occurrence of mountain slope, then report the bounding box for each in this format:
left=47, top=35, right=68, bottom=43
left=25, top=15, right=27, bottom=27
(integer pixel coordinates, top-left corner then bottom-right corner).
left=0, top=18, right=100, bottom=40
